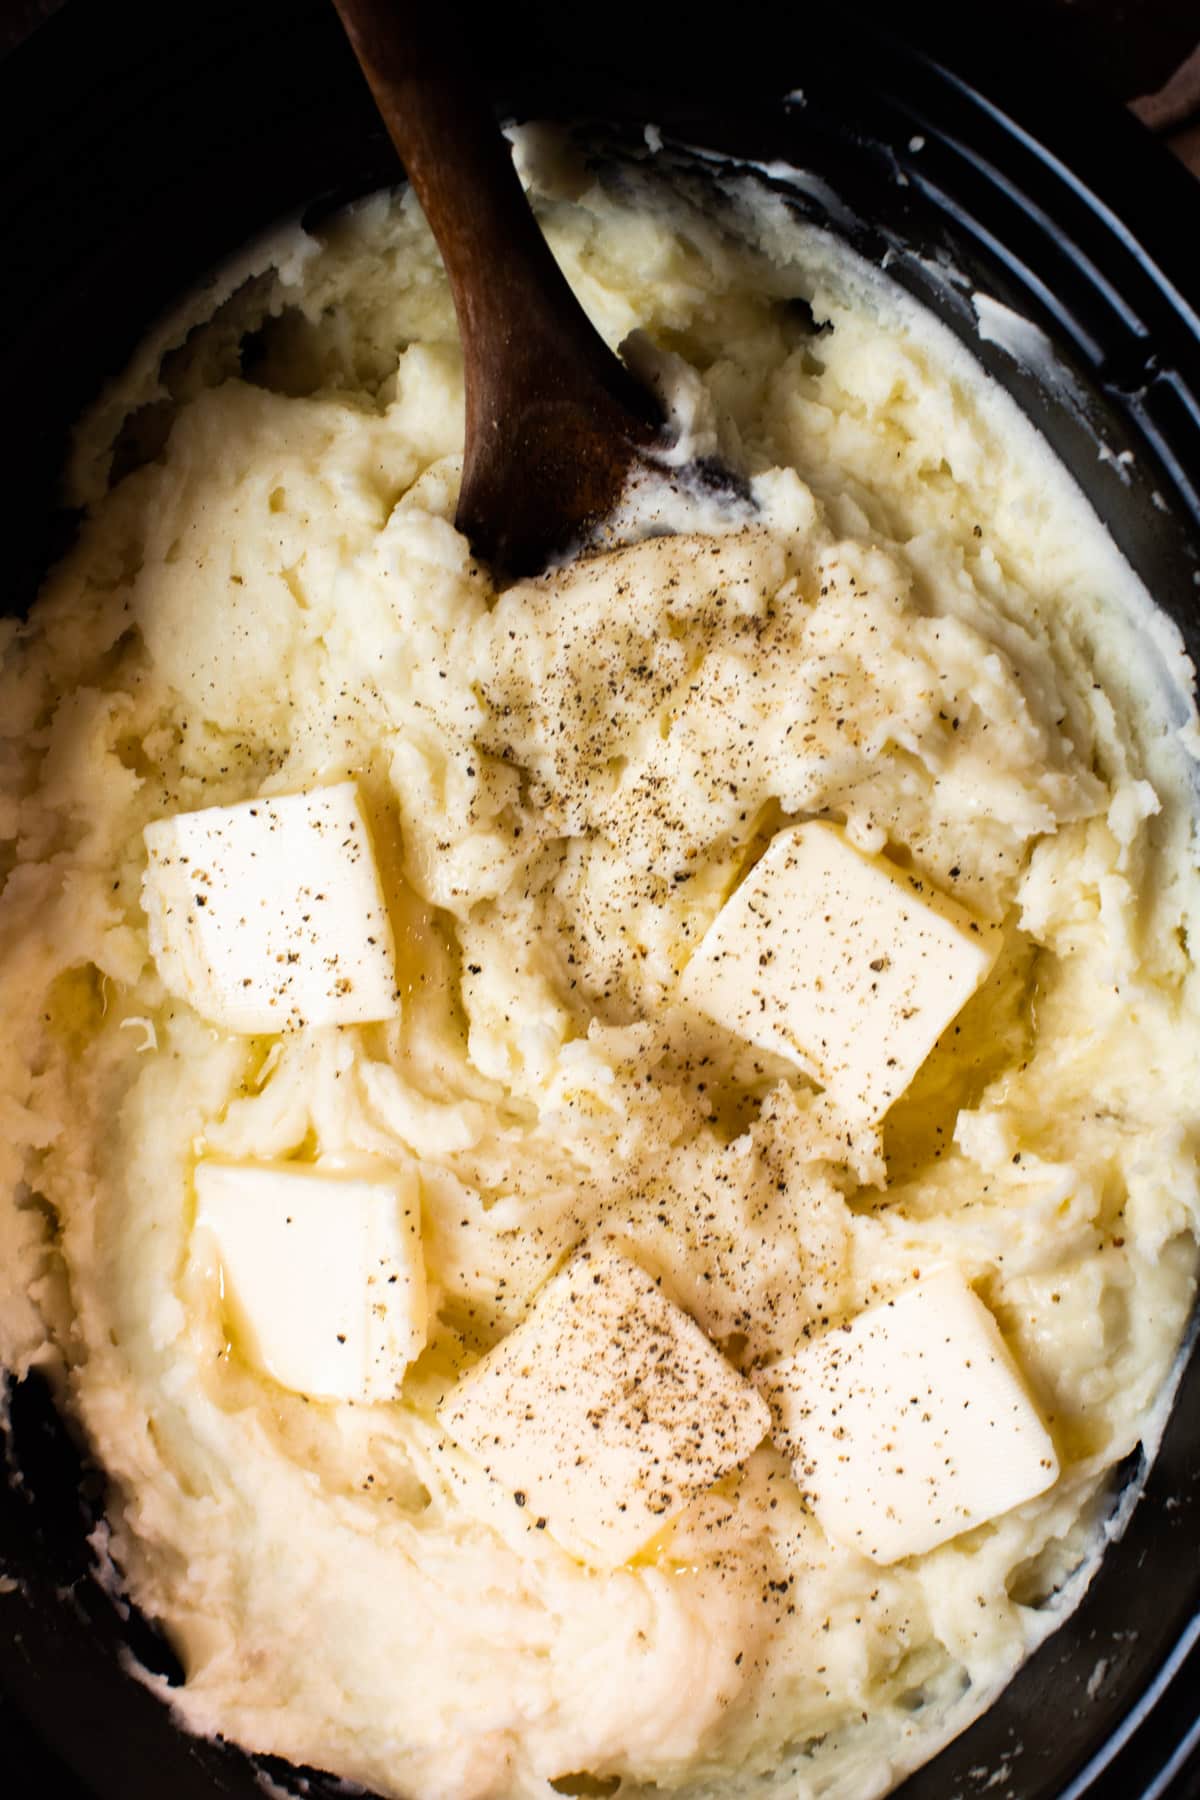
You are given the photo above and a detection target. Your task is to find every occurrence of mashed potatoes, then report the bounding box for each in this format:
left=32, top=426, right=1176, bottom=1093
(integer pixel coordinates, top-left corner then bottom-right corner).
left=2, top=141, right=1199, bottom=1800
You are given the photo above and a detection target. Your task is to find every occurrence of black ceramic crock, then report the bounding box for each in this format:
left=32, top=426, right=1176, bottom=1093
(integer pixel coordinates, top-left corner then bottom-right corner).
left=2, top=1, right=1200, bottom=1796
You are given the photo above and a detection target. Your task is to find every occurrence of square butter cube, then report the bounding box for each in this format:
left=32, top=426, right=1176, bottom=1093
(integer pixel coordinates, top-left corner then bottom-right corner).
left=143, top=781, right=399, bottom=1033
left=679, top=821, right=1000, bottom=1123
left=438, top=1243, right=770, bottom=1567
left=760, top=1268, right=1058, bottom=1564
left=194, top=1159, right=425, bottom=1402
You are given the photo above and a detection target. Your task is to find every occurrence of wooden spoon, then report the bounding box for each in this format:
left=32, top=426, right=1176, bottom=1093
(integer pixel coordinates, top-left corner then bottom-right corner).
left=331, top=0, right=666, bottom=576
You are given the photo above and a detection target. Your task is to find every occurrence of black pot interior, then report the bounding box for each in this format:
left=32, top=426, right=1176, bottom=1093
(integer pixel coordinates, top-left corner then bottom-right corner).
left=2, top=2, right=1200, bottom=1797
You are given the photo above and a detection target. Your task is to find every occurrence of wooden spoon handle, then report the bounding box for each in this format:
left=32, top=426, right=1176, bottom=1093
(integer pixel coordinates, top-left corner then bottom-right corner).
left=330, top=0, right=660, bottom=572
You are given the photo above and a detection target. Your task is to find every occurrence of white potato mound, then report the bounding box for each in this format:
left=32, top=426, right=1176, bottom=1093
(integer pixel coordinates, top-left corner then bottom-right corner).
left=2, top=145, right=1200, bottom=1800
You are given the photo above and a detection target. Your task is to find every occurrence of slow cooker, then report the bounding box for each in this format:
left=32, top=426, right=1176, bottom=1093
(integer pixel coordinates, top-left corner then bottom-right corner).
left=2, top=2, right=1199, bottom=1795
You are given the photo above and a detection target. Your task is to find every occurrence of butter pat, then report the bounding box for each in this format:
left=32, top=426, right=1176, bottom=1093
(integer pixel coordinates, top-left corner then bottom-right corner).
left=438, top=1243, right=769, bottom=1567
left=679, top=821, right=1000, bottom=1122
left=761, top=1269, right=1058, bottom=1564
left=143, top=782, right=399, bottom=1033
left=194, top=1159, right=426, bottom=1402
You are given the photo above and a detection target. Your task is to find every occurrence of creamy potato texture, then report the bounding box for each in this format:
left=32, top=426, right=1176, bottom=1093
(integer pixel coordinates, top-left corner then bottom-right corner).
left=2, top=146, right=1200, bottom=1800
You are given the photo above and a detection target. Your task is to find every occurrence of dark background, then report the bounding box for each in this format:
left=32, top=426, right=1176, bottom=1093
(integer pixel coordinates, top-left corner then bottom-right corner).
left=1, top=0, right=1199, bottom=103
